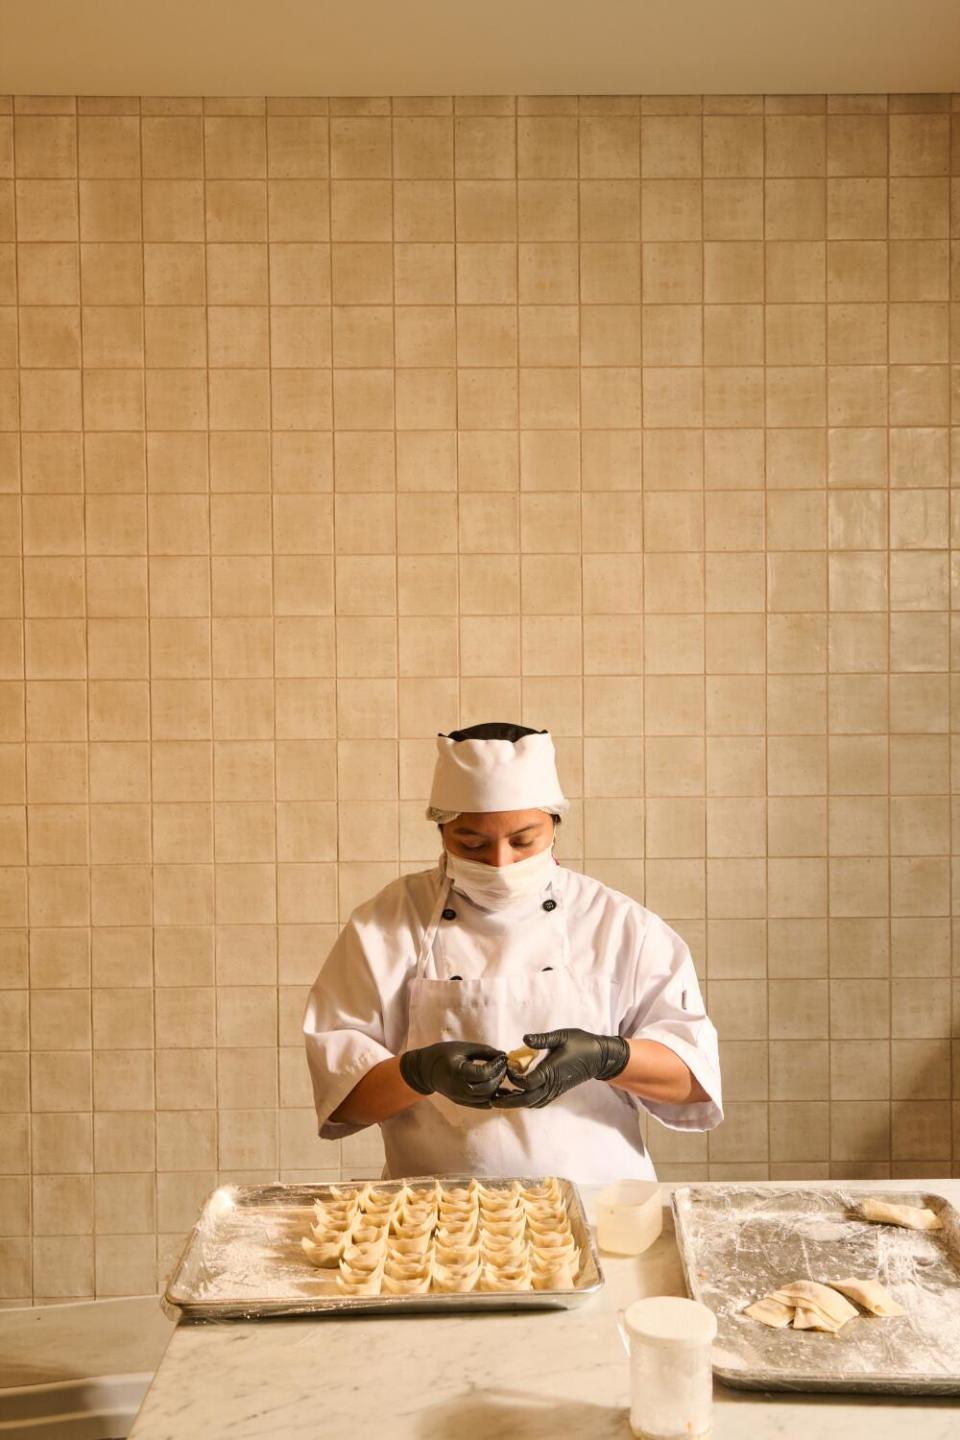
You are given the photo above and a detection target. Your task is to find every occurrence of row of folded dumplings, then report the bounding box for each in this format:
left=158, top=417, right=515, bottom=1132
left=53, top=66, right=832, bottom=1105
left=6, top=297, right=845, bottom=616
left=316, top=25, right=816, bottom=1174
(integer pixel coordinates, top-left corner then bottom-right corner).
left=301, top=1177, right=581, bottom=1294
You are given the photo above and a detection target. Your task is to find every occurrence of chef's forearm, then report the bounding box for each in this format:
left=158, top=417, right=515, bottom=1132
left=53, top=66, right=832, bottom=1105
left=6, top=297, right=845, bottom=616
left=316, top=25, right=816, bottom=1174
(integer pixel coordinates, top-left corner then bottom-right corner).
left=329, top=1056, right=422, bottom=1126
left=608, top=1038, right=710, bottom=1105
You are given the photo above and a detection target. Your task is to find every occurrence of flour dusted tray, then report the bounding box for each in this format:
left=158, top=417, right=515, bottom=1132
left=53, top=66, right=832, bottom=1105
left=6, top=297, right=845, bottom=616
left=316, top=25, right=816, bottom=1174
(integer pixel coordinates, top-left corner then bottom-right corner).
left=165, top=1175, right=603, bottom=1320
left=672, top=1184, right=960, bottom=1395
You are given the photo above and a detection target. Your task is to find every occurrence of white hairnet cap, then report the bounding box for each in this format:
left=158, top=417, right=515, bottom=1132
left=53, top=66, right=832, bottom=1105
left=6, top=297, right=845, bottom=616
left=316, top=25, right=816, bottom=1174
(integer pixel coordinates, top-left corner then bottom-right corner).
left=426, top=730, right=568, bottom=819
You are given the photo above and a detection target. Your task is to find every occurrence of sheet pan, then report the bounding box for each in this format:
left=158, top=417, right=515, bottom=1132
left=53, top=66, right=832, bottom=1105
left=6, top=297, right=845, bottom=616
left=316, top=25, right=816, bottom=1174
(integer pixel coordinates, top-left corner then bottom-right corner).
left=672, top=1184, right=960, bottom=1395
left=165, top=1174, right=604, bottom=1321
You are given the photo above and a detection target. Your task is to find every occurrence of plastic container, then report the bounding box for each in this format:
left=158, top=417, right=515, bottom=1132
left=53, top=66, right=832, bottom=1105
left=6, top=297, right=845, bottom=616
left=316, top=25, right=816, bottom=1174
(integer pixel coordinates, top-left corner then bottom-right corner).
left=618, top=1295, right=717, bottom=1440
left=595, top=1179, right=662, bottom=1255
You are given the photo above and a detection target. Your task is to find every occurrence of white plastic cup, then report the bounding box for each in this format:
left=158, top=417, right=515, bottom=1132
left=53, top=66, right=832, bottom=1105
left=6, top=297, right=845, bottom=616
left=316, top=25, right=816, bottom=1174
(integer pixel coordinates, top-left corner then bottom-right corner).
left=617, top=1296, right=717, bottom=1440
left=595, top=1180, right=662, bottom=1255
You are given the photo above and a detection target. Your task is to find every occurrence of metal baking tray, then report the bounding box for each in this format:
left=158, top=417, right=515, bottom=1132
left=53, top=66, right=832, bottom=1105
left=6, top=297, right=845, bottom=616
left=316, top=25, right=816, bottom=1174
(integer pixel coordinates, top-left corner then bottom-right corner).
left=165, top=1174, right=604, bottom=1320
left=672, top=1184, right=960, bottom=1395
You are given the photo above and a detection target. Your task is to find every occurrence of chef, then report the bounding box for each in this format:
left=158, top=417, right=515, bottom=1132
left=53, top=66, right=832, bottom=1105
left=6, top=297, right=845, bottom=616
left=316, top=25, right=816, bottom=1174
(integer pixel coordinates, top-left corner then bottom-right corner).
left=303, top=723, right=722, bottom=1182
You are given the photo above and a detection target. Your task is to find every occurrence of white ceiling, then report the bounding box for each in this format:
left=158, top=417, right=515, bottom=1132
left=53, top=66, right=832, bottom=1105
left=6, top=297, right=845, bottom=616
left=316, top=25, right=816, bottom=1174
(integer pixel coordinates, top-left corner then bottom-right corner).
left=1, top=0, right=958, bottom=96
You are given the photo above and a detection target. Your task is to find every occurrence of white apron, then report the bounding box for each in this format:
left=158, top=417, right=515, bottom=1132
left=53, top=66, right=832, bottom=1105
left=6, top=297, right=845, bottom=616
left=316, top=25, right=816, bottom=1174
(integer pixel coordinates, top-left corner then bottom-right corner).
left=380, top=873, right=657, bottom=1184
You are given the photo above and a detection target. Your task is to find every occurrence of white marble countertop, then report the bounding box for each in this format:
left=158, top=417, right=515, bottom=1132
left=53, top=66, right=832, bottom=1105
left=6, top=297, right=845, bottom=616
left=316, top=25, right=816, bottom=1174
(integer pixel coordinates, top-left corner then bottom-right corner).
left=130, top=1178, right=960, bottom=1440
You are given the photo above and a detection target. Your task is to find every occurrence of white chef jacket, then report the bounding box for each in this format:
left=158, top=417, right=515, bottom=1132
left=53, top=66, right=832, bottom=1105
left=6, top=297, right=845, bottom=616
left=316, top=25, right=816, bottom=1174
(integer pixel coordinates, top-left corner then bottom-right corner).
left=303, top=862, right=722, bottom=1180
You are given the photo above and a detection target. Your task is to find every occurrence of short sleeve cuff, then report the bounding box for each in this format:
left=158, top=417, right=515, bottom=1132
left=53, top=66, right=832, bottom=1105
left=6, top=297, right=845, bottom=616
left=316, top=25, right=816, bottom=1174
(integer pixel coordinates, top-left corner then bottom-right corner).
left=307, top=1036, right=394, bottom=1139
left=628, top=1030, right=724, bottom=1134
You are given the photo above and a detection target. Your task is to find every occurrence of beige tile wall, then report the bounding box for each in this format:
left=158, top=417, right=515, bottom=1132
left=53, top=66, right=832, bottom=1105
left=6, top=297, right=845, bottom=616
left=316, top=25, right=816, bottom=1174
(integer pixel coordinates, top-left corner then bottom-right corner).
left=0, top=89, right=958, bottom=1301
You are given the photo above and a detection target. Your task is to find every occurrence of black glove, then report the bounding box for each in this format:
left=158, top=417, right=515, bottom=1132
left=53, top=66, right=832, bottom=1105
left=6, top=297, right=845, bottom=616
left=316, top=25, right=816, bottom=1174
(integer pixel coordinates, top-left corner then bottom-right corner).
left=399, top=1041, right=507, bottom=1108
left=491, top=1028, right=630, bottom=1109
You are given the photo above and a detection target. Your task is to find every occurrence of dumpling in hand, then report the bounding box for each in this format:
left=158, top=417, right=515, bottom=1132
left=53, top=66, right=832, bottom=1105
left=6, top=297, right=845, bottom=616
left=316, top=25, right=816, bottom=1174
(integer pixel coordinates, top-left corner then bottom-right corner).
left=503, top=1048, right=541, bottom=1088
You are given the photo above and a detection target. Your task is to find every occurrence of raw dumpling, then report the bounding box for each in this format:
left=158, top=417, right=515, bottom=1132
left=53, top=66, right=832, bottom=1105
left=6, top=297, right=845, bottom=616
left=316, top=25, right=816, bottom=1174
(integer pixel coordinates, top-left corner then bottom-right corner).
left=336, top=1271, right=382, bottom=1296
left=325, top=1185, right=360, bottom=1204
left=531, top=1255, right=577, bottom=1289
left=792, top=1305, right=843, bottom=1333
left=435, top=1241, right=480, bottom=1267
left=440, top=1182, right=478, bottom=1203
left=382, top=1271, right=431, bottom=1295
left=440, top=1207, right=477, bottom=1227
left=341, top=1242, right=386, bottom=1274
left=768, top=1281, right=858, bottom=1327
left=506, top=1044, right=541, bottom=1078
left=525, top=1212, right=571, bottom=1238
left=351, top=1223, right=389, bottom=1248
left=482, top=1215, right=526, bottom=1238
left=481, top=1234, right=527, bottom=1262
left=744, top=1296, right=794, bottom=1328
left=532, top=1264, right=575, bottom=1291
left=301, top=1235, right=343, bottom=1268
left=478, top=1182, right=521, bottom=1205
left=337, top=1248, right=385, bottom=1293
left=499, top=1047, right=542, bottom=1092
left=384, top=1248, right=430, bottom=1279
left=530, top=1229, right=577, bottom=1257
left=388, top=1232, right=432, bottom=1256
left=858, top=1198, right=944, bottom=1231
left=436, top=1223, right=477, bottom=1248
left=480, top=1261, right=532, bottom=1292
left=313, top=1201, right=356, bottom=1228
left=432, top=1261, right=480, bottom=1293
left=520, top=1178, right=561, bottom=1203
left=360, top=1194, right=400, bottom=1221
left=309, top=1216, right=346, bottom=1243
left=392, top=1212, right=434, bottom=1232
left=479, top=1200, right=523, bottom=1221
left=829, top=1278, right=906, bottom=1318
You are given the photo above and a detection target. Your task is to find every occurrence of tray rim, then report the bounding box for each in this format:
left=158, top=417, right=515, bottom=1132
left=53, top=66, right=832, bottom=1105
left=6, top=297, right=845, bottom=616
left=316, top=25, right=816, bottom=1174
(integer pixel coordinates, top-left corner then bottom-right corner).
left=165, top=1172, right=604, bottom=1320
left=672, top=1182, right=960, bottom=1396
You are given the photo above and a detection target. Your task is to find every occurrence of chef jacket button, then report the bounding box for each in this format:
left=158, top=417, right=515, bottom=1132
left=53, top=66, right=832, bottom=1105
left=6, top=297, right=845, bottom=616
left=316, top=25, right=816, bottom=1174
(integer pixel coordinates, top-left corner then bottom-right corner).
left=542, top=898, right=557, bottom=912
left=441, top=907, right=457, bottom=920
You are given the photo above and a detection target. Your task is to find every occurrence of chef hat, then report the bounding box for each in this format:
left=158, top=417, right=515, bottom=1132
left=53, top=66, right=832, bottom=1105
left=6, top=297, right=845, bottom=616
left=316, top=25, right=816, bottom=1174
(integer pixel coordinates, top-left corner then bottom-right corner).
left=426, top=722, right=568, bottom=821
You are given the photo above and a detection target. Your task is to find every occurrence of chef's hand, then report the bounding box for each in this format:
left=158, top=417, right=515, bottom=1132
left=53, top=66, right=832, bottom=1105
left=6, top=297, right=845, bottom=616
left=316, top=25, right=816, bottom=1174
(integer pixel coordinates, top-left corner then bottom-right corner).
left=399, top=1041, right=507, bottom=1108
left=491, top=1028, right=630, bottom=1109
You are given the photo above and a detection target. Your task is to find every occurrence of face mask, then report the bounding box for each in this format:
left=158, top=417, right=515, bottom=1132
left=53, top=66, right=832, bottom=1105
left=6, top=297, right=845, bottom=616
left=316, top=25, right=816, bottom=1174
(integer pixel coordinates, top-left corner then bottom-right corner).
left=444, top=844, right=556, bottom=911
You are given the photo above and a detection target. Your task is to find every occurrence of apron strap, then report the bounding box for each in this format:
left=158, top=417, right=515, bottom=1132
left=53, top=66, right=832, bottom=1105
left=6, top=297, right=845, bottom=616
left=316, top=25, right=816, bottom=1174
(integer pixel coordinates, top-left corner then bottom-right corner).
left=415, top=870, right=453, bottom=980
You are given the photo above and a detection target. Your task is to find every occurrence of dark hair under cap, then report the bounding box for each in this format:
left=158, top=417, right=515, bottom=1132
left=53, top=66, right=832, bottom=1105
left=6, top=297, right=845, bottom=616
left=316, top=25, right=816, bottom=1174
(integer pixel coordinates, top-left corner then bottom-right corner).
left=443, top=722, right=545, bottom=743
